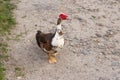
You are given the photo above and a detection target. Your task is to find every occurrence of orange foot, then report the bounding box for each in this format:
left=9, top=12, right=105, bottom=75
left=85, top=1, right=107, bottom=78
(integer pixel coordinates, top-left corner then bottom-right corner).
left=53, top=52, right=59, bottom=56
left=48, top=57, right=57, bottom=63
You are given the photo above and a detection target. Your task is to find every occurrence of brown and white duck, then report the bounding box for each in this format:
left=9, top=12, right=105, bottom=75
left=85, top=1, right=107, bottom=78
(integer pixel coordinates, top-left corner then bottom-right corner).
left=36, top=13, right=69, bottom=63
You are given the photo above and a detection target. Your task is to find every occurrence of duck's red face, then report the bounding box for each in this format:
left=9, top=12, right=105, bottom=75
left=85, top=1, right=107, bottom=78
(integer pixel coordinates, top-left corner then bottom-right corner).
left=59, top=13, right=68, bottom=20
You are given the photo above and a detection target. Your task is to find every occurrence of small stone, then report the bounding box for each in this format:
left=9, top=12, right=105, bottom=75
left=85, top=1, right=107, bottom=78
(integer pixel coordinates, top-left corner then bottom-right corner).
left=96, top=69, right=99, bottom=71
left=35, top=24, right=37, bottom=26
left=98, top=43, right=104, bottom=46
left=17, top=77, right=22, bottom=80
left=91, top=15, right=96, bottom=19
left=99, top=53, right=103, bottom=55
left=95, top=33, right=102, bottom=37
left=96, top=23, right=104, bottom=26
left=104, top=30, right=115, bottom=37
left=98, top=58, right=102, bottom=62
left=81, top=49, right=90, bottom=55
left=70, top=43, right=74, bottom=47
left=76, top=17, right=83, bottom=21
left=84, top=64, right=88, bottom=66
left=69, top=39, right=72, bottom=41
left=82, top=42, right=88, bottom=46
left=72, top=49, right=77, bottom=53
left=101, top=52, right=106, bottom=55
left=111, top=61, right=119, bottom=66
left=97, top=43, right=105, bottom=49
left=112, top=49, right=120, bottom=56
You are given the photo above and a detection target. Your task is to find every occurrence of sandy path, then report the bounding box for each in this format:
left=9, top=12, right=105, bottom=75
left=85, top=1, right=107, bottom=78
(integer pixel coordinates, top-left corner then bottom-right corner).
left=6, top=0, right=120, bottom=80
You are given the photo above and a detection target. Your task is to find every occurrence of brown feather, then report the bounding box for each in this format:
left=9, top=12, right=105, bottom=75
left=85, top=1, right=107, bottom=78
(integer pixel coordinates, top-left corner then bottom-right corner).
left=36, top=30, right=56, bottom=53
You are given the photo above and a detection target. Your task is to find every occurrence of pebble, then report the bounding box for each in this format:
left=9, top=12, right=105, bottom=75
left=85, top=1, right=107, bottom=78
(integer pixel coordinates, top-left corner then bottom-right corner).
left=101, top=52, right=106, bottom=55
left=76, top=17, right=83, bottom=21
left=81, top=41, right=89, bottom=46
left=95, top=33, right=102, bottom=37
left=98, top=42, right=104, bottom=46
left=99, top=53, right=103, bottom=55
left=97, top=43, right=106, bottom=49
left=96, top=23, right=104, bottom=26
left=96, top=69, right=99, bottom=71
left=81, top=49, right=90, bottom=55
left=35, top=24, right=37, bottom=27
left=17, top=77, right=22, bottom=80
left=72, top=49, right=76, bottom=53
left=68, top=38, right=72, bottom=41
left=70, top=43, right=74, bottom=47
left=98, top=58, right=102, bottom=62
left=112, top=49, right=120, bottom=55
left=104, top=30, right=115, bottom=37
left=111, top=61, right=120, bottom=66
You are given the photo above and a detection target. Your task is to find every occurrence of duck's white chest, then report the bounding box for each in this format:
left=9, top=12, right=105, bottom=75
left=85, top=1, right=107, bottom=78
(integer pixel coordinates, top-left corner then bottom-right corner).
left=51, top=34, right=64, bottom=48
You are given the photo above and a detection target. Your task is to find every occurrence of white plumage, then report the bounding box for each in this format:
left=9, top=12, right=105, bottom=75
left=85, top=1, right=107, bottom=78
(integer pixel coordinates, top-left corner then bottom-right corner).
left=51, top=24, right=64, bottom=48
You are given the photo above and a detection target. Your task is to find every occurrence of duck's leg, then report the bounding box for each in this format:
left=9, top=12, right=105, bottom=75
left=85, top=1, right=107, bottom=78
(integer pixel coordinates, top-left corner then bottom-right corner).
left=48, top=53, right=57, bottom=63
left=53, top=52, right=59, bottom=56
left=46, top=49, right=59, bottom=56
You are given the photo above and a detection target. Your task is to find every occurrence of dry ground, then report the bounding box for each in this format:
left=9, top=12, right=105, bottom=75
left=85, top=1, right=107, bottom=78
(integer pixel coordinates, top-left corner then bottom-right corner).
left=5, top=0, right=120, bottom=80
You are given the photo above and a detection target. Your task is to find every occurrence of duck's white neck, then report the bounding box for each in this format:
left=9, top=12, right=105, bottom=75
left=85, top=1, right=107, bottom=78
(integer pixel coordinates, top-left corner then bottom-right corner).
left=56, top=24, right=62, bottom=30
left=51, top=24, right=64, bottom=48
left=55, top=24, right=63, bottom=36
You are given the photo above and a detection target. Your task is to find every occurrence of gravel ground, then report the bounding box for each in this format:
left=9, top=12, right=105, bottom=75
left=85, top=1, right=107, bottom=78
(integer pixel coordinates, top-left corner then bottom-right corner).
left=5, top=0, right=120, bottom=80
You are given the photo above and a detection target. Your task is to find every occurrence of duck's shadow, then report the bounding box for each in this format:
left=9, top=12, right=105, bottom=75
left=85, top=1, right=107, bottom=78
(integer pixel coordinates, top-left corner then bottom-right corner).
left=21, top=37, right=48, bottom=65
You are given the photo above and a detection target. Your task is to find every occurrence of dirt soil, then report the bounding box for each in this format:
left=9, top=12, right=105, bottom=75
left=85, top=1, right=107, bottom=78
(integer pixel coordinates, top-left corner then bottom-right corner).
left=5, top=0, right=120, bottom=80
